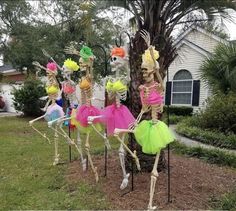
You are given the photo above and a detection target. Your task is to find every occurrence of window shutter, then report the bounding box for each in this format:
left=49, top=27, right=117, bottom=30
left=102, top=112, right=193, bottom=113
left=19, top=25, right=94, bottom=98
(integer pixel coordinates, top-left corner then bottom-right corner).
left=192, top=80, right=200, bottom=106
left=165, top=81, right=172, bottom=105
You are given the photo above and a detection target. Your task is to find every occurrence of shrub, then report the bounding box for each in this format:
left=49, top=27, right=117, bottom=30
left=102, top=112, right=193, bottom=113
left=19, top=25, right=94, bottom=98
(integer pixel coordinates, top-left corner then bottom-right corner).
left=163, top=114, right=185, bottom=124
left=13, top=79, right=46, bottom=116
left=176, top=119, right=236, bottom=150
left=171, top=142, right=236, bottom=168
left=163, top=105, right=193, bottom=116
left=198, top=92, right=236, bottom=134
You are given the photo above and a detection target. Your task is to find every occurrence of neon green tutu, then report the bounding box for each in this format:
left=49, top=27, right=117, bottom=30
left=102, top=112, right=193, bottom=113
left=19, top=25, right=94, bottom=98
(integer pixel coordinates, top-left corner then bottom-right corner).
left=76, top=122, right=102, bottom=134
left=134, top=120, right=175, bottom=155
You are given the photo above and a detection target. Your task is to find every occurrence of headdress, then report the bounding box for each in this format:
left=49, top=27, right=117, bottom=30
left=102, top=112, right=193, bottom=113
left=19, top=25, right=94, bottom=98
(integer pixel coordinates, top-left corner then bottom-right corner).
left=63, top=58, right=79, bottom=71
left=141, top=46, right=159, bottom=70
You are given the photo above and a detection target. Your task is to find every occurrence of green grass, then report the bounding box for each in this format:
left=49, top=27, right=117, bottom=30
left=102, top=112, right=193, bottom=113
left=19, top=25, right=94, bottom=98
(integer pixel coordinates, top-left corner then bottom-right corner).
left=210, top=189, right=236, bottom=211
left=0, top=116, right=119, bottom=210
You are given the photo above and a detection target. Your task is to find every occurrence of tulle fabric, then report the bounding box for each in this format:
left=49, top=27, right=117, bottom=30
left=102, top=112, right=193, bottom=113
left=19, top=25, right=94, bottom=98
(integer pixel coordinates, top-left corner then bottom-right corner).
left=134, top=120, right=174, bottom=155
left=101, top=104, right=135, bottom=136
left=76, top=105, right=101, bottom=127
left=44, top=103, right=64, bottom=122
left=71, top=106, right=101, bottom=134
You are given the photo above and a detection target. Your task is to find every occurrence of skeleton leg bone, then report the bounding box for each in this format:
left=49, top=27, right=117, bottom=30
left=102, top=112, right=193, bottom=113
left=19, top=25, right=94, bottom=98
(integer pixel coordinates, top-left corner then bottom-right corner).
left=57, top=117, right=86, bottom=170
left=114, top=132, right=140, bottom=171
left=148, top=153, right=160, bottom=210
left=119, top=141, right=130, bottom=190
left=29, top=115, right=51, bottom=143
left=88, top=115, right=111, bottom=150
left=53, top=124, right=60, bottom=165
left=76, top=130, right=86, bottom=171
left=85, top=132, right=99, bottom=182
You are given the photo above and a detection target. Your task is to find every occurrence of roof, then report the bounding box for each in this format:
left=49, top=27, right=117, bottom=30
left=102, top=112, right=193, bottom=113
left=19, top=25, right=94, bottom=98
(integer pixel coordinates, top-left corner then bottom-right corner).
left=0, top=64, right=16, bottom=73
left=174, top=25, right=229, bottom=57
left=174, top=25, right=228, bottom=46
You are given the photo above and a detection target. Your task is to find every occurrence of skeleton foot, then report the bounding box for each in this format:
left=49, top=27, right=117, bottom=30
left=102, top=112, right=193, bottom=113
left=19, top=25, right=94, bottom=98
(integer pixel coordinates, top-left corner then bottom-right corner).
left=120, top=173, right=130, bottom=190
left=147, top=205, right=157, bottom=211
left=53, top=154, right=60, bottom=166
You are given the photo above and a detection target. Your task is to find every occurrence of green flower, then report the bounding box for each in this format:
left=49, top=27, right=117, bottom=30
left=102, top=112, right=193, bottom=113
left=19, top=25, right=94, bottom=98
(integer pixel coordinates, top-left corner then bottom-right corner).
left=80, top=45, right=93, bottom=61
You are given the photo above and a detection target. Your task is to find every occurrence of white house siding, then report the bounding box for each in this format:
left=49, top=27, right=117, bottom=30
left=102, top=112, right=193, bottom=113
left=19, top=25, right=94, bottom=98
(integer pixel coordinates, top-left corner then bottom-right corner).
left=185, top=29, right=221, bottom=53
left=168, top=43, right=209, bottom=111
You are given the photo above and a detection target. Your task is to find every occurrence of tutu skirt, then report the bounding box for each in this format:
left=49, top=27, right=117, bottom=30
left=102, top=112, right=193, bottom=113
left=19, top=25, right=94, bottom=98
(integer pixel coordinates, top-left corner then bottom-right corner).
left=102, top=104, right=135, bottom=136
left=75, top=105, right=102, bottom=133
left=134, top=120, right=174, bottom=155
left=44, top=103, right=64, bottom=122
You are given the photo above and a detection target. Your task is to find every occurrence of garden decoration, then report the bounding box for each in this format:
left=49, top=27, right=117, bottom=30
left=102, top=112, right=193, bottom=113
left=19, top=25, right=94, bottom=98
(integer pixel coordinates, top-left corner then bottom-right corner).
left=63, top=45, right=110, bottom=182
left=29, top=61, right=65, bottom=165
left=114, top=30, right=175, bottom=210
left=88, top=46, right=140, bottom=190
left=47, top=58, right=87, bottom=168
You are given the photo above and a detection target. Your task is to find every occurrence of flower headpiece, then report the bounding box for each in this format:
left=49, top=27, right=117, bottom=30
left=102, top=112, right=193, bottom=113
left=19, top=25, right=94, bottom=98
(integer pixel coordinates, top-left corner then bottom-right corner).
left=46, top=62, right=57, bottom=74
left=141, top=46, right=159, bottom=70
left=63, top=58, right=79, bottom=71
left=80, top=45, right=94, bottom=61
left=111, top=47, right=125, bottom=58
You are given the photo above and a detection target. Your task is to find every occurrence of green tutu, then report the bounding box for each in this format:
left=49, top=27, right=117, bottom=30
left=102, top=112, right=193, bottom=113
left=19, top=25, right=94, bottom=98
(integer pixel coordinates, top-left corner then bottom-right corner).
left=134, top=120, right=175, bottom=155
left=76, top=122, right=102, bottom=134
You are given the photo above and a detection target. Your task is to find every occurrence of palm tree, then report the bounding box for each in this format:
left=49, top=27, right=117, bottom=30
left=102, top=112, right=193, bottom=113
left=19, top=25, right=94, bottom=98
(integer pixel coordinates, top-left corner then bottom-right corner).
left=96, top=0, right=236, bottom=171
left=201, top=42, right=236, bottom=94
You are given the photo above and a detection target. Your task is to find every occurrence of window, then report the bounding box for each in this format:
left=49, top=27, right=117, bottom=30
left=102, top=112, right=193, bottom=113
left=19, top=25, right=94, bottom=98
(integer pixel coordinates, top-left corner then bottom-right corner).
left=172, top=69, right=193, bottom=105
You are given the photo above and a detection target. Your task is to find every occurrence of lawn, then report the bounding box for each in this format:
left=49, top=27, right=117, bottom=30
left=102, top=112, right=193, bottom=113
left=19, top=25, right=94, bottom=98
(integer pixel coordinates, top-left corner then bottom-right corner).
left=0, top=116, right=119, bottom=210
left=1, top=116, right=236, bottom=210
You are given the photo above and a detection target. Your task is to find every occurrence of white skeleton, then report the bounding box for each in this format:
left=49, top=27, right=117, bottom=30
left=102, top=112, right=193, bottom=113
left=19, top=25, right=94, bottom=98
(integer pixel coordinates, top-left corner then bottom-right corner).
left=55, top=45, right=111, bottom=182
left=88, top=46, right=140, bottom=190
left=114, top=30, right=165, bottom=210
left=29, top=61, right=65, bottom=165
left=45, top=56, right=86, bottom=169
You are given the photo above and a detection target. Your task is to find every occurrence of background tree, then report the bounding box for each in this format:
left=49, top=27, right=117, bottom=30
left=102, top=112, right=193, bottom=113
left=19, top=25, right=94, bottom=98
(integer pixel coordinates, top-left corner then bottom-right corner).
left=1, top=0, right=122, bottom=80
left=97, top=0, right=236, bottom=171
left=201, top=42, right=236, bottom=94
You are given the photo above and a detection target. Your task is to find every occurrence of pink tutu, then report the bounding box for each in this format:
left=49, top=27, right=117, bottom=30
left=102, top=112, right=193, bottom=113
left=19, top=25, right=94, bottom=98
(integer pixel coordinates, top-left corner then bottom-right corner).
left=76, top=105, right=101, bottom=127
left=102, top=104, right=135, bottom=136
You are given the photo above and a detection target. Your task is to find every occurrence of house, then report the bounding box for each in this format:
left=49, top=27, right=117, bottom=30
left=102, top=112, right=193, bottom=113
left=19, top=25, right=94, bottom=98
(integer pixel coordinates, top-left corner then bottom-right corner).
left=0, top=62, right=26, bottom=112
left=165, top=25, right=229, bottom=111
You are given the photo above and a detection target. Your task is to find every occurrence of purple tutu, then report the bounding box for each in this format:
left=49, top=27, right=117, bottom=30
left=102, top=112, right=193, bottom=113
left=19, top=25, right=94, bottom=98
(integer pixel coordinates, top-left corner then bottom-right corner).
left=76, top=105, right=101, bottom=127
left=102, top=104, right=135, bottom=136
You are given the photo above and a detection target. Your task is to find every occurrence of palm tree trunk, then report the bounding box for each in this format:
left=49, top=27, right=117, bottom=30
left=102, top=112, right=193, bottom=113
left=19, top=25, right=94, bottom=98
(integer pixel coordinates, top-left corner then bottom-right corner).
left=126, top=31, right=166, bottom=172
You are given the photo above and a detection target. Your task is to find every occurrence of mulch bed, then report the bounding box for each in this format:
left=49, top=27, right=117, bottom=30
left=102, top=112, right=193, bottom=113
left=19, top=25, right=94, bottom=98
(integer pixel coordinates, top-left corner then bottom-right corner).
left=66, top=151, right=236, bottom=210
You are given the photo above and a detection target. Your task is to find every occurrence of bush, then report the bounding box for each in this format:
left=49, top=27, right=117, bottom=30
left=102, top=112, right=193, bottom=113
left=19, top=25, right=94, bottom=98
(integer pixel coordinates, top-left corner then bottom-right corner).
left=176, top=118, right=236, bottom=150
left=163, top=105, right=193, bottom=116
left=198, top=92, right=236, bottom=134
left=13, top=79, right=46, bottom=116
left=171, top=142, right=236, bottom=168
left=163, top=114, right=185, bottom=124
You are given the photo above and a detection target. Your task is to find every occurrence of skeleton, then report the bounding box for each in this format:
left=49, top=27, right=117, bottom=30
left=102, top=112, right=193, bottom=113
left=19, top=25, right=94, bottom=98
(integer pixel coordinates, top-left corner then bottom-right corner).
left=88, top=46, right=140, bottom=190
left=114, top=30, right=167, bottom=210
left=29, top=61, right=65, bottom=165
left=63, top=45, right=111, bottom=182
left=46, top=58, right=87, bottom=169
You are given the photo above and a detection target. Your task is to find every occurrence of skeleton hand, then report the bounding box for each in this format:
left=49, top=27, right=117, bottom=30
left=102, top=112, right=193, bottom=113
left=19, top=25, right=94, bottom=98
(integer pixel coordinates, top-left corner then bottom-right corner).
left=64, top=45, right=80, bottom=55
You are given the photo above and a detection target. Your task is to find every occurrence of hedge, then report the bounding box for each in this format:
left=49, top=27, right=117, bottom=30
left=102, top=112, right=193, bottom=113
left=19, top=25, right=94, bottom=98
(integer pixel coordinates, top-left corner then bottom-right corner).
left=176, top=119, right=236, bottom=150
left=163, top=105, right=193, bottom=116
left=171, top=142, right=236, bottom=168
